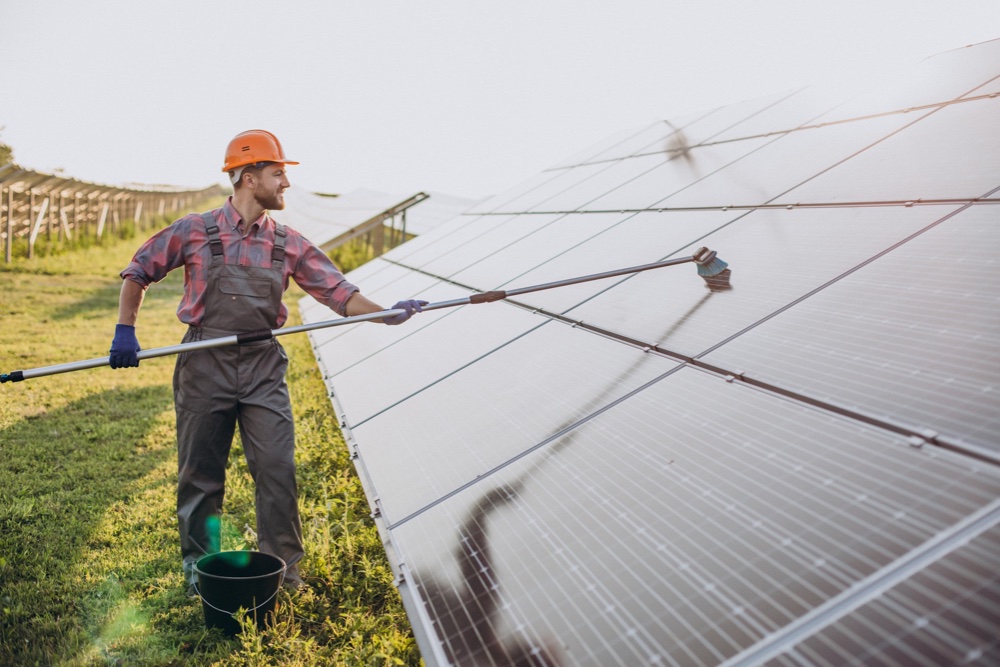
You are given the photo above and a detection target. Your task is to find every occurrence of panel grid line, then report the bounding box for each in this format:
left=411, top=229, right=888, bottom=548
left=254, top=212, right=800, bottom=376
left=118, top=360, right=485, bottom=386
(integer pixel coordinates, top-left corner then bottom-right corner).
left=541, top=89, right=1000, bottom=173
left=376, top=205, right=1000, bottom=466
left=719, top=498, right=1000, bottom=667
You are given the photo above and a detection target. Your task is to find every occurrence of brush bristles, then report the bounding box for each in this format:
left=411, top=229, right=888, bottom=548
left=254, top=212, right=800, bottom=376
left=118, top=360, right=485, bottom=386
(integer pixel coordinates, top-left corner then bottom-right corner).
left=696, top=256, right=729, bottom=277
left=692, top=248, right=732, bottom=290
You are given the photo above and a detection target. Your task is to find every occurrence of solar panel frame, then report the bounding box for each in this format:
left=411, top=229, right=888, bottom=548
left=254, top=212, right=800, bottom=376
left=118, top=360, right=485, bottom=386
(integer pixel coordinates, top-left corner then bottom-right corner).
left=299, top=39, right=1000, bottom=666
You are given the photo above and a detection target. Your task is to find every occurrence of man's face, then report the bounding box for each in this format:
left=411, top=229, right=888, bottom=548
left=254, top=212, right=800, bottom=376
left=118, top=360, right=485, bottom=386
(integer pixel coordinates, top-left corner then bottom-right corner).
left=251, top=164, right=291, bottom=210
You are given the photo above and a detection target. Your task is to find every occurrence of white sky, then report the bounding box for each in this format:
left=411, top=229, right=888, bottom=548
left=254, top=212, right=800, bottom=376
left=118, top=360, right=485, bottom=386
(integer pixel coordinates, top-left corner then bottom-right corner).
left=1, top=1, right=997, bottom=199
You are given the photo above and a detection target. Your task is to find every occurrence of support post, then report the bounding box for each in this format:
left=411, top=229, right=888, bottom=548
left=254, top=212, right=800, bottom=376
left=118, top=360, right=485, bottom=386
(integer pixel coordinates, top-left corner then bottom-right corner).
left=2, top=185, right=8, bottom=264
left=96, top=202, right=109, bottom=239
left=27, top=190, right=35, bottom=258
left=28, top=194, right=49, bottom=258
left=372, top=221, right=384, bottom=257
left=60, top=209, right=72, bottom=240
left=58, top=193, right=65, bottom=241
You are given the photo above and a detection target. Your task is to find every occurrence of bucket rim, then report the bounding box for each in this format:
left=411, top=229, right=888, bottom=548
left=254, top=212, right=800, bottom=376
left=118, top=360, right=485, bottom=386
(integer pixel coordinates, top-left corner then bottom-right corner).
left=193, top=550, right=286, bottom=582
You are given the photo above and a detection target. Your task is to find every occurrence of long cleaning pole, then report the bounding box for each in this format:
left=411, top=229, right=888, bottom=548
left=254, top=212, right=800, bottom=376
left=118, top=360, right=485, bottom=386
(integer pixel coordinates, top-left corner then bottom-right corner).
left=1, top=247, right=729, bottom=383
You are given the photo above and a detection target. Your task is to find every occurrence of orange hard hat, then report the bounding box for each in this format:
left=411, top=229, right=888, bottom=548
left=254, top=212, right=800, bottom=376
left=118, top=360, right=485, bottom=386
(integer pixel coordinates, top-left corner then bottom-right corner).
left=222, top=129, right=299, bottom=173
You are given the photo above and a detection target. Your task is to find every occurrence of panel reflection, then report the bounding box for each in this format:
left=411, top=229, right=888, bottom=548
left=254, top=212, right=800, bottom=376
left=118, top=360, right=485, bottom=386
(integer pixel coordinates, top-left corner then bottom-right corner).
left=394, top=368, right=1000, bottom=666
left=419, top=481, right=564, bottom=666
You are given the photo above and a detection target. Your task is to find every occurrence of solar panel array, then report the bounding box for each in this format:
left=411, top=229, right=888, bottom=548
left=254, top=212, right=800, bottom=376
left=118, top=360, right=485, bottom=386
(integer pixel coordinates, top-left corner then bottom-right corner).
left=281, top=188, right=479, bottom=249
left=300, top=40, right=1000, bottom=666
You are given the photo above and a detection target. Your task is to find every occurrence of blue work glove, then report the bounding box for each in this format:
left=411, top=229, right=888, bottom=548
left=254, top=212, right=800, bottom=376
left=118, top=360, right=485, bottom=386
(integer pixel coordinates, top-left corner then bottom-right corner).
left=384, top=300, right=428, bottom=325
left=109, top=324, right=141, bottom=368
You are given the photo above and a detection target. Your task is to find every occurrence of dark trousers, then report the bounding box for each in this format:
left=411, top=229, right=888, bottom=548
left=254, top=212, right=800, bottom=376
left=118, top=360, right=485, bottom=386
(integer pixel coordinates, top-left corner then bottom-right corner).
left=174, top=328, right=303, bottom=577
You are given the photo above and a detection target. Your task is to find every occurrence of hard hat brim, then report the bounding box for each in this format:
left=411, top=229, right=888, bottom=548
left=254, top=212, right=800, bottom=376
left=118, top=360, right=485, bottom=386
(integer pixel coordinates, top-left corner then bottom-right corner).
left=222, top=159, right=299, bottom=173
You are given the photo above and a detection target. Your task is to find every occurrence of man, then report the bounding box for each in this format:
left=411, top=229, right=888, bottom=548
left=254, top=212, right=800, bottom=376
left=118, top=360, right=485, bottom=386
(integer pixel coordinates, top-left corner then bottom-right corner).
left=109, top=129, right=425, bottom=593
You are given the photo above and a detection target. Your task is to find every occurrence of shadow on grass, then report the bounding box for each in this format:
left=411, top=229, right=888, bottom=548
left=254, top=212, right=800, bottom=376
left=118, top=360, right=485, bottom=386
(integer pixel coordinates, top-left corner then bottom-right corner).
left=50, top=278, right=184, bottom=322
left=0, top=384, right=200, bottom=664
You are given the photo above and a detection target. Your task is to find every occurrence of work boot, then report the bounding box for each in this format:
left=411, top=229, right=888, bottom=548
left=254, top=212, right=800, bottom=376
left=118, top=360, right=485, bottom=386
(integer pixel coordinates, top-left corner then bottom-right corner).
left=183, top=559, right=199, bottom=598
left=283, top=565, right=306, bottom=591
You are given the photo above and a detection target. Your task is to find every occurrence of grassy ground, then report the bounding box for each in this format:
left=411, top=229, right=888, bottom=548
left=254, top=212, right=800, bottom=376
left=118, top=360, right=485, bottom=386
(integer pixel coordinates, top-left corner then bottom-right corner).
left=0, top=213, right=420, bottom=665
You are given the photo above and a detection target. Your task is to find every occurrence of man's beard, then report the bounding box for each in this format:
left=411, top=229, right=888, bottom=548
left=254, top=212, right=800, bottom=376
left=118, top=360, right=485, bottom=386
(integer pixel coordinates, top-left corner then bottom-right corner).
left=254, top=187, right=285, bottom=210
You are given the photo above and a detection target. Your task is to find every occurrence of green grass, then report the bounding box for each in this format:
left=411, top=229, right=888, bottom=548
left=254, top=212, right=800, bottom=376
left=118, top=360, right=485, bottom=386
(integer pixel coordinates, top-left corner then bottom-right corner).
left=0, top=211, right=420, bottom=665
left=328, top=231, right=414, bottom=275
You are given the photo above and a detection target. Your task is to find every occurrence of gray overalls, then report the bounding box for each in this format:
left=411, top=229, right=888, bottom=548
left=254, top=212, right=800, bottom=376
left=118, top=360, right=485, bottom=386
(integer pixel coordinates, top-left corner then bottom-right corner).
left=174, top=214, right=302, bottom=582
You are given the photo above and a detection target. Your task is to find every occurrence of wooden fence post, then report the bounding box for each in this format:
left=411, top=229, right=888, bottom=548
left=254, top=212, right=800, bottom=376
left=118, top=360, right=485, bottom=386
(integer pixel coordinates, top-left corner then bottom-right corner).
left=1, top=185, right=6, bottom=264
left=49, top=193, right=55, bottom=241
left=96, top=202, right=109, bottom=240
left=27, top=190, right=35, bottom=258
left=28, top=194, right=49, bottom=258
left=60, top=209, right=72, bottom=240
left=2, top=185, right=8, bottom=264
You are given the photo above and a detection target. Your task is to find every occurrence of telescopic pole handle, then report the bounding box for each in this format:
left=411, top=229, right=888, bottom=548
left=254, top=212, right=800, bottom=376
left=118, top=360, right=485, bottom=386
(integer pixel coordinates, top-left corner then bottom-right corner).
left=0, top=336, right=243, bottom=383
left=2, top=250, right=709, bottom=384
left=1, top=309, right=405, bottom=383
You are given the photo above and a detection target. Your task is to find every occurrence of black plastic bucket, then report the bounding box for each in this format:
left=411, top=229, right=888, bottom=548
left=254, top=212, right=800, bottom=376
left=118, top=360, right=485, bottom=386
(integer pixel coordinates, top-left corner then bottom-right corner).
left=194, top=550, right=286, bottom=635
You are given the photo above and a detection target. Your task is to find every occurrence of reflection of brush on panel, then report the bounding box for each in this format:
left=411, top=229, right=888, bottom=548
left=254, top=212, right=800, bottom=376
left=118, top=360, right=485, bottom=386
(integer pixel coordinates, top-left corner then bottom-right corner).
left=665, top=121, right=695, bottom=166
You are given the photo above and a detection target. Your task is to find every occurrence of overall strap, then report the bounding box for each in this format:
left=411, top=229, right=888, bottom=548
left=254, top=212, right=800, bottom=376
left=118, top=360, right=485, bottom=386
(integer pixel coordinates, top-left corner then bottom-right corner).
left=201, top=212, right=224, bottom=260
left=272, top=223, right=287, bottom=267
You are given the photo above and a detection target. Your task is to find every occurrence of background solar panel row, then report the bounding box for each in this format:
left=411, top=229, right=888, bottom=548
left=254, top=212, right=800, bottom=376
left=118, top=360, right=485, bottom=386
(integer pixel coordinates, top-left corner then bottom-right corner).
left=300, top=39, right=1000, bottom=666
left=282, top=187, right=480, bottom=248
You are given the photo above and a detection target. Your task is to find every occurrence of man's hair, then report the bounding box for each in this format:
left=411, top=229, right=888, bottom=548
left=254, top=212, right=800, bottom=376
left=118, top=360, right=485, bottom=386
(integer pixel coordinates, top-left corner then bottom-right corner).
left=230, top=161, right=273, bottom=189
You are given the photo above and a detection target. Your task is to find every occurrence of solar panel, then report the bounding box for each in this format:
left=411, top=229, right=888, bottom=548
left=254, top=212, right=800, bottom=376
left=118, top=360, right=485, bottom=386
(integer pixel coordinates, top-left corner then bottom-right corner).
left=281, top=187, right=405, bottom=246
left=760, top=521, right=1000, bottom=667
left=281, top=188, right=478, bottom=249
left=300, top=39, right=1000, bottom=666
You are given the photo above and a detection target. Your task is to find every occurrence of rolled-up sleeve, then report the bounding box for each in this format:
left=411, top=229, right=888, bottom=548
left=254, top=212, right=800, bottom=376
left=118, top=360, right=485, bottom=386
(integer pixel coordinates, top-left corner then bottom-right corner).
left=120, top=218, right=189, bottom=288
left=291, top=239, right=359, bottom=316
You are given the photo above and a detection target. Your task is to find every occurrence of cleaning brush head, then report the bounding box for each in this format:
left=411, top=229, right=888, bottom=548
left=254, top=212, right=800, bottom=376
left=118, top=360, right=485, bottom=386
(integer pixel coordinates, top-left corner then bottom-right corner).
left=693, top=247, right=732, bottom=291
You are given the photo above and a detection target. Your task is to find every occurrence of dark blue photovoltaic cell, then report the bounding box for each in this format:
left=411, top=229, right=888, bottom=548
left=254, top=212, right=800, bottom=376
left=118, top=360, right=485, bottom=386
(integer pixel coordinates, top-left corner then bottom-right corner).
left=390, top=368, right=1000, bottom=667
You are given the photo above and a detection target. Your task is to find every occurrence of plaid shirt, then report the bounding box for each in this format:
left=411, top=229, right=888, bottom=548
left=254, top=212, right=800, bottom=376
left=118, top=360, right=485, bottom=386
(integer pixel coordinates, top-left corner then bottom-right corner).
left=121, top=198, right=358, bottom=327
